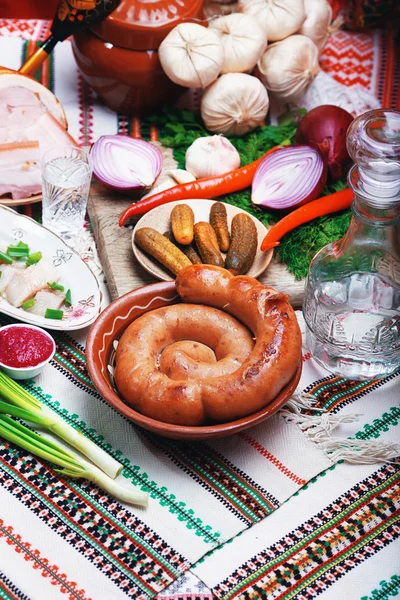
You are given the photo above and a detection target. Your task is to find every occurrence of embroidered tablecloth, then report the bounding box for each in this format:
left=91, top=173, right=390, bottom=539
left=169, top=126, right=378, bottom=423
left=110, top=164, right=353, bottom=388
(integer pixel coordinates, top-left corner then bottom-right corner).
left=0, top=18, right=399, bottom=600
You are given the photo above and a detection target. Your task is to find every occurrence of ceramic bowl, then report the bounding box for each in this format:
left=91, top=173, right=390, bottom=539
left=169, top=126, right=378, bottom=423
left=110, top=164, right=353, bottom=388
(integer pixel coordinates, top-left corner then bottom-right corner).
left=0, top=323, right=56, bottom=380
left=86, top=282, right=302, bottom=440
left=132, top=200, right=274, bottom=282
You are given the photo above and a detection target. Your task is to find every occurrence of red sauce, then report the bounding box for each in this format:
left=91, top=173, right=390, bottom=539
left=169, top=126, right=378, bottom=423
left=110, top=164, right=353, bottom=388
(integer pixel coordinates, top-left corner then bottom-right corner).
left=0, top=327, right=54, bottom=368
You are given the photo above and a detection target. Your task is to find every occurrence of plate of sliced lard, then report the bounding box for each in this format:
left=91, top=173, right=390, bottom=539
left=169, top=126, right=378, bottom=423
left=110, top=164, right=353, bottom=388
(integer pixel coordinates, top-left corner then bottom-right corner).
left=0, top=206, right=101, bottom=331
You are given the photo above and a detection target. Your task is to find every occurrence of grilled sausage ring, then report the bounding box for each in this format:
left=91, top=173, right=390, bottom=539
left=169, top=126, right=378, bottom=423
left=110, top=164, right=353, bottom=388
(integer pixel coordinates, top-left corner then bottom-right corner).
left=115, top=265, right=301, bottom=425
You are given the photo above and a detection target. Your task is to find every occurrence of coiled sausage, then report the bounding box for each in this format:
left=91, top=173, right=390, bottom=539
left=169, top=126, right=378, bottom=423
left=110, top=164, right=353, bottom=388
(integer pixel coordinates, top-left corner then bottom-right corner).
left=115, top=265, right=301, bottom=425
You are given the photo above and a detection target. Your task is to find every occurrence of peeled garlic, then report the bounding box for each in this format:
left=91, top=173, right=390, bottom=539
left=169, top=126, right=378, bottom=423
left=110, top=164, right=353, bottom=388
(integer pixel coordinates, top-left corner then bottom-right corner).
left=299, top=0, right=332, bottom=52
left=238, top=0, right=305, bottom=42
left=201, top=73, right=269, bottom=137
left=209, top=13, right=267, bottom=74
left=257, top=35, right=319, bottom=103
left=165, top=169, right=196, bottom=184
left=185, top=135, right=241, bottom=178
left=158, top=23, right=224, bottom=89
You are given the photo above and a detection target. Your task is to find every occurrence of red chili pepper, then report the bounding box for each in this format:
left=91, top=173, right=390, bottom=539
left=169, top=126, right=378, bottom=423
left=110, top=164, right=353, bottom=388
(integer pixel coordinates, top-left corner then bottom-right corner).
left=260, top=188, right=354, bottom=252
left=119, top=146, right=281, bottom=226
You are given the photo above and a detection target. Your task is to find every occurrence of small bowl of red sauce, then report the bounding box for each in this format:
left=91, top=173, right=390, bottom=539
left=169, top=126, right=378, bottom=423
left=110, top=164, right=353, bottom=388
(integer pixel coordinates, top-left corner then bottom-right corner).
left=0, top=324, right=55, bottom=380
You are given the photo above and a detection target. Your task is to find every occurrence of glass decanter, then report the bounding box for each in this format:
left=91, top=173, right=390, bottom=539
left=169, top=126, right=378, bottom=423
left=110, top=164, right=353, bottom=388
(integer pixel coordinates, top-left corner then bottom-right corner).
left=303, top=109, right=400, bottom=380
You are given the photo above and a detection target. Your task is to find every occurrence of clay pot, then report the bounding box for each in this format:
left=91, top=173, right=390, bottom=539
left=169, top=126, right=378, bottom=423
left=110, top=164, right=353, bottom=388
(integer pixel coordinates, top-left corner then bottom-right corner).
left=72, top=0, right=204, bottom=116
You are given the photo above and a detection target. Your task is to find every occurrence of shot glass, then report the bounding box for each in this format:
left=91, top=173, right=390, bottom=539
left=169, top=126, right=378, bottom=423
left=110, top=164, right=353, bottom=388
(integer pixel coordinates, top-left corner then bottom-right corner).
left=41, top=146, right=92, bottom=244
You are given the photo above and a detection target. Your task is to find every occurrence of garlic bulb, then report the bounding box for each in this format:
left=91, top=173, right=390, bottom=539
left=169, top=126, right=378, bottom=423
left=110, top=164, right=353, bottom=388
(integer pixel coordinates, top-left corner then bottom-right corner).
left=209, top=14, right=267, bottom=74
left=159, top=23, right=224, bottom=89
left=201, top=73, right=269, bottom=136
left=238, top=0, right=305, bottom=42
left=257, top=35, right=319, bottom=102
left=299, top=0, right=332, bottom=52
left=185, top=135, right=241, bottom=178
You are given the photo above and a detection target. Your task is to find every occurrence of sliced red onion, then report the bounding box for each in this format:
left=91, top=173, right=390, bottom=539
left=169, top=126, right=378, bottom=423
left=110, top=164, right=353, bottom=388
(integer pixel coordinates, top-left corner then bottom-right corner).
left=251, top=145, right=327, bottom=210
left=90, top=135, right=162, bottom=195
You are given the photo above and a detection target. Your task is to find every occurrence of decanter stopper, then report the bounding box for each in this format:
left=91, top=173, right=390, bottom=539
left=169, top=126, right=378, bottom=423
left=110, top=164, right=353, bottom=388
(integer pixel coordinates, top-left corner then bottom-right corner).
left=346, top=109, right=400, bottom=201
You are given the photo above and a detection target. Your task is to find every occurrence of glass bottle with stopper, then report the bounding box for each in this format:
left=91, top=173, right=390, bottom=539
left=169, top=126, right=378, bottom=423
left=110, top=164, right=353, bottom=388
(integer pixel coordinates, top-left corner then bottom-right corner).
left=303, top=109, right=400, bottom=380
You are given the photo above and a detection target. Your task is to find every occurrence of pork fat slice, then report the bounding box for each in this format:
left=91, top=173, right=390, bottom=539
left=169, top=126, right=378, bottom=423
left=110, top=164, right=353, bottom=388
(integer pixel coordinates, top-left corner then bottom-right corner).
left=27, top=289, right=65, bottom=316
left=0, top=141, right=41, bottom=200
left=0, top=264, right=18, bottom=294
left=5, top=258, right=60, bottom=307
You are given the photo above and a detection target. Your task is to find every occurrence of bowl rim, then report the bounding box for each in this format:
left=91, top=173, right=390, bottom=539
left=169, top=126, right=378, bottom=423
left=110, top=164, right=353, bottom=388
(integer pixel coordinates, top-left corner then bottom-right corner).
left=86, top=282, right=302, bottom=438
left=0, top=323, right=56, bottom=372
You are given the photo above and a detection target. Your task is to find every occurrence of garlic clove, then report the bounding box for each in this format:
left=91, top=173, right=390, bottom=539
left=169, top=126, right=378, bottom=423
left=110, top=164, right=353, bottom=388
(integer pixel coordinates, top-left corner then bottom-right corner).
left=166, top=169, right=197, bottom=184
left=201, top=73, right=270, bottom=137
left=185, top=135, right=241, bottom=179
left=256, top=35, right=320, bottom=103
left=209, top=13, right=267, bottom=75
left=158, top=23, right=224, bottom=89
left=238, top=0, right=305, bottom=42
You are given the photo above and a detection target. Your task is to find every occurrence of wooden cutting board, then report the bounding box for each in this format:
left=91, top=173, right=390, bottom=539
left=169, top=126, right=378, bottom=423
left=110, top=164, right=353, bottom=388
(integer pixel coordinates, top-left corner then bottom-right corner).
left=88, top=145, right=306, bottom=308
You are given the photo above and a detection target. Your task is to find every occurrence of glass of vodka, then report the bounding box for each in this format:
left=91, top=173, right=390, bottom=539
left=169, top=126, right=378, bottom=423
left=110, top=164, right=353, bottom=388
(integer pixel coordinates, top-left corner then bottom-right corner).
left=303, top=109, right=400, bottom=380
left=41, top=146, right=92, bottom=244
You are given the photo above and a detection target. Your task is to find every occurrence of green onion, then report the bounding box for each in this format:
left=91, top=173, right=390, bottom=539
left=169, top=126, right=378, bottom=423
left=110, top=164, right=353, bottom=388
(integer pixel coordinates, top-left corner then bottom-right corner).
left=7, top=241, right=30, bottom=258
left=0, top=403, right=147, bottom=507
left=45, top=308, right=64, bottom=320
left=0, top=371, right=136, bottom=488
left=0, top=251, right=13, bottom=265
left=65, top=288, right=72, bottom=306
left=26, top=251, right=42, bottom=266
left=47, top=281, right=65, bottom=292
left=21, top=298, right=36, bottom=310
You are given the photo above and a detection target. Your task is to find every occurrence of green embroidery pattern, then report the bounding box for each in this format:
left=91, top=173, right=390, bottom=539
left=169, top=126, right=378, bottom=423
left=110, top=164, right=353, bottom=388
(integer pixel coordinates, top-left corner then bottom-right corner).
left=355, top=407, right=400, bottom=441
left=361, top=574, right=400, bottom=600
left=24, top=380, right=221, bottom=545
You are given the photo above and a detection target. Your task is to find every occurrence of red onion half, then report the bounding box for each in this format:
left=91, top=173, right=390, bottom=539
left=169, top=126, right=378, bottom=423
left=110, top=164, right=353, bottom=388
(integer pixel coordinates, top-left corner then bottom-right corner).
left=252, top=145, right=327, bottom=210
left=90, top=135, right=162, bottom=195
left=295, top=105, right=354, bottom=181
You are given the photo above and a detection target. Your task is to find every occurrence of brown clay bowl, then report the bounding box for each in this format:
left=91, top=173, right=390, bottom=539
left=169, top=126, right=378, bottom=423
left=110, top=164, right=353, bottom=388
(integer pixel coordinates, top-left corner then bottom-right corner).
left=86, top=282, right=302, bottom=440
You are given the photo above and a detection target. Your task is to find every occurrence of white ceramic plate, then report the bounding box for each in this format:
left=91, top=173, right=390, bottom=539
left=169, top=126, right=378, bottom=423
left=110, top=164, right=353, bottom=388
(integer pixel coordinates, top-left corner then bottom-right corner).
left=0, top=206, right=101, bottom=331
left=132, top=200, right=273, bottom=282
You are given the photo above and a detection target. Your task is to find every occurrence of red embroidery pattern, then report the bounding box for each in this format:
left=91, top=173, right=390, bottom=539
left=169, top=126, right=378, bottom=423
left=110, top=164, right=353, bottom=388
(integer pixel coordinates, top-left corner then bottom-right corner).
left=77, top=72, right=94, bottom=146
left=320, top=30, right=375, bottom=90
left=238, top=433, right=307, bottom=486
left=0, top=19, right=42, bottom=40
left=0, top=518, right=91, bottom=600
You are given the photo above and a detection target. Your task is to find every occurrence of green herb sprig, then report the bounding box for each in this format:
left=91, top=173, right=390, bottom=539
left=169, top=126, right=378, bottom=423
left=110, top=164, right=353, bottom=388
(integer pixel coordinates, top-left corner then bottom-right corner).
left=151, top=107, right=351, bottom=279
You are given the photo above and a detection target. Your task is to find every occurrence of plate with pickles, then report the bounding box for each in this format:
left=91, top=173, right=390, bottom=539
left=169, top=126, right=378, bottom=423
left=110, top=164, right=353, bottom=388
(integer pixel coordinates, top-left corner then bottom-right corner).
left=132, top=200, right=273, bottom=282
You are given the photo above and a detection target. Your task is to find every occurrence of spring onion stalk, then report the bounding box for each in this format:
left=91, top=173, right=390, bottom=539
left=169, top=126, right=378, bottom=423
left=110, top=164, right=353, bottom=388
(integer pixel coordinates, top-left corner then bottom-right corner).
left=21, top=298, right=36, bottom=310
left=0, top=410, right=148, bottom=507
left=0, top=371, right=122, bottom=480
left=7, top=241, right=30, bottom=258
left=0, top=251, right=13, bottom=265
left=45, top=308, right=64, bottom=320
left=26, top=251, right=42, bottom=266
left=65, top=289, right=72, bottom=306
left=47, top=282, right=65, bottom=292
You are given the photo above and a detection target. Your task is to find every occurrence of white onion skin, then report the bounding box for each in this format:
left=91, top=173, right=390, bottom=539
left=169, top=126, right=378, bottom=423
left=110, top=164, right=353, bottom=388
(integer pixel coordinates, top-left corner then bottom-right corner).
left=299, top=0, right=332, bottom=52
left=201, top=73, right=270, bottom=136
left=256, top=35, right=320, bottom=103
left=238, top=0, right=305, bottom=42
